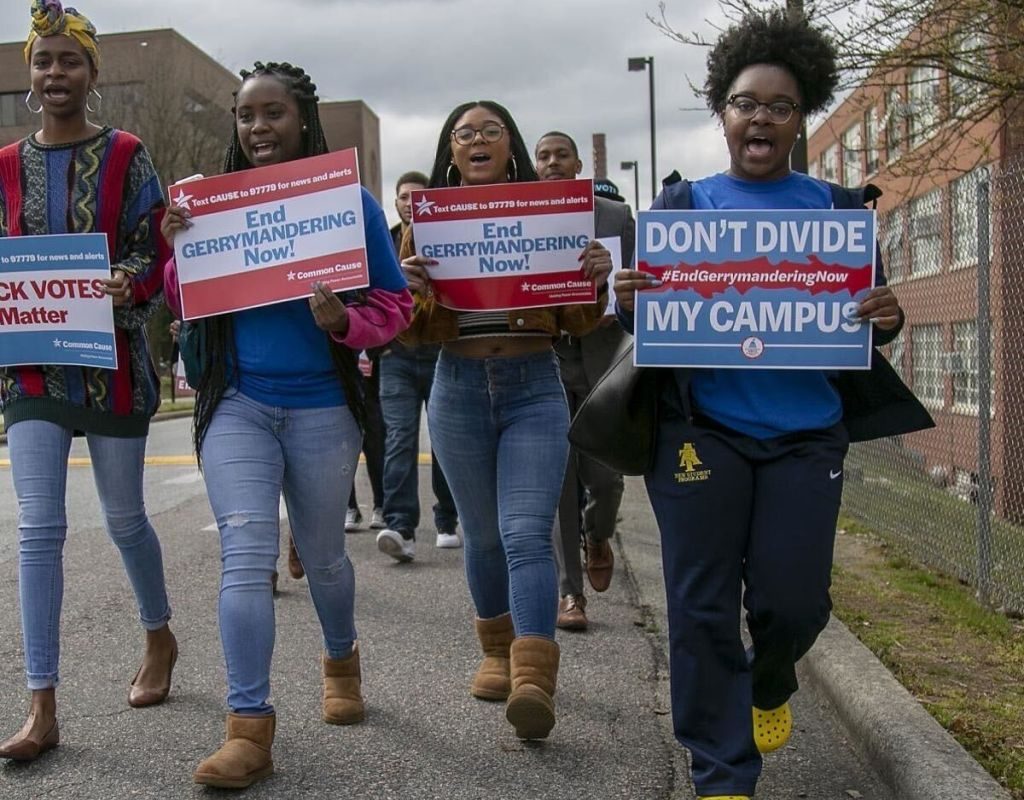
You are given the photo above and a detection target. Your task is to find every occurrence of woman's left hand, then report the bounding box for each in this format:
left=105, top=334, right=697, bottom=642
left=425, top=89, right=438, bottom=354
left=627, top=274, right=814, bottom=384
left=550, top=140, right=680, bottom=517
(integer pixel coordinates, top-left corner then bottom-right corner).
left=579, top=240, right=612, bottom=289
left=309, top=282, right=350, bottom=334
left=857, top=286, right=901, bottom=331
left=102, top=269, right=133, bottom=307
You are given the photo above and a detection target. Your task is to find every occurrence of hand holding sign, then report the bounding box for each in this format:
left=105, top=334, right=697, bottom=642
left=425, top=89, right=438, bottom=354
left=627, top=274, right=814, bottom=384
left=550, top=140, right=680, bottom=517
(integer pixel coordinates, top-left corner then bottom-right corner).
left=614, top=269, right=661, bottom=313
left=578, top=240, right=612, bottom=288
left=309, top=282, right=349, bottom=334
left=401, top=254, right=438, bottom=295
left=856, top=286, right=900, bottom=330
left=102, top=269, right=133, bottom=307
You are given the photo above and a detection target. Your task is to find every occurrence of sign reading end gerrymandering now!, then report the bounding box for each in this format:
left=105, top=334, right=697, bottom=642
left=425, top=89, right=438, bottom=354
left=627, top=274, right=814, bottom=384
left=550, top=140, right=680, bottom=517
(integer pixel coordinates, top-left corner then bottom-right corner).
left=410, top=179, right=596, bottom=311
left=0, top=233, right=116, bottom=369
left=633, top=209, right=877, bottom=370
left=171, top=149, right=369, bottom=320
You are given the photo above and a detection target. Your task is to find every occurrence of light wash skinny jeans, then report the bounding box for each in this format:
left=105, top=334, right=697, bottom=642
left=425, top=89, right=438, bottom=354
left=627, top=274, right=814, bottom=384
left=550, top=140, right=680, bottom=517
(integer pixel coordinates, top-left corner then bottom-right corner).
left=8, top=420, right=171, bottom=690
left=200, top=391, right=360, bottom=715
left=428, top=350, right=569, bottom=638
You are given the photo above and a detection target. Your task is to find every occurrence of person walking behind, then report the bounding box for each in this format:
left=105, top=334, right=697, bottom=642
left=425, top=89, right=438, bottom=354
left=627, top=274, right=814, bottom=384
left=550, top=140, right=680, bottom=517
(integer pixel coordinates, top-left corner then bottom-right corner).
left=534, top=131, right=633, bottom=631
left=375, top=170, right=460, bottom=562
left=399, top=101, right=611, bottom=740
left=162, top=62, right=411, bottom=789
left=0, top=0, right=177, bottom=762
left=613, top=11, right=933, bottom=798
left=345, top=361, right=386, bottom=532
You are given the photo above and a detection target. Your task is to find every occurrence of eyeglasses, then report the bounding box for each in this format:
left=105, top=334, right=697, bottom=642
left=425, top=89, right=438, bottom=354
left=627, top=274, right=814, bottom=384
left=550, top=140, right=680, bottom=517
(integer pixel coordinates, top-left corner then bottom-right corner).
left=451, top=123, right=507, bottom=146
left=726, top=94, right=801, bottom=124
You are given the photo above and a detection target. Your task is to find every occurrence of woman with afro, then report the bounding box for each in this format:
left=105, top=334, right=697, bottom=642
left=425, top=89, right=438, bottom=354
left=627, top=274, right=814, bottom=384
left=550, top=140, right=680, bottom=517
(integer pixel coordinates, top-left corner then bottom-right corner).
left=614, top=10, right=931, bottom=799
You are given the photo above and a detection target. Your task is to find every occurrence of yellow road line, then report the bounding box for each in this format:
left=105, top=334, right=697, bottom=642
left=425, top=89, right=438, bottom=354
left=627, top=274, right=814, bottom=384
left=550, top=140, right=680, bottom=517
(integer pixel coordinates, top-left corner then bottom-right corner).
left=0, top=454, right=433, bottom=468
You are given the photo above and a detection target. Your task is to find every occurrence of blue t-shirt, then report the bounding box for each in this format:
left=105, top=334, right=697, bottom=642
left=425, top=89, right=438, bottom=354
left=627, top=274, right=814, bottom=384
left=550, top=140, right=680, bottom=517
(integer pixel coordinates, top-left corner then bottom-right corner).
left=686, top=171, right=843, bottom=439
left=231, top=186, right=406, bottom=408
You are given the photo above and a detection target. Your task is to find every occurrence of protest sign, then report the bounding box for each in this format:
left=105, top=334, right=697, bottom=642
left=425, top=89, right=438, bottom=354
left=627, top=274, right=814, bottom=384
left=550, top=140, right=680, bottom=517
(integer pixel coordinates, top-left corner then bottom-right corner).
left=0, top=233, right=116, bottom=369
left=171, top=149, right=368, bottom=319
left=634, top=209, right=875, bottom=369
left=410, top=179, right=596, bottom=311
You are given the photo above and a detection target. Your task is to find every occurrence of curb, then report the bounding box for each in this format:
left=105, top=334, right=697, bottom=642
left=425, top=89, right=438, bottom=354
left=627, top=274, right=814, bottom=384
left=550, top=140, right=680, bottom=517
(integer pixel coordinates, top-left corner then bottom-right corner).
left=0, top=407, right=193, bottom=447
left=614, top=477, right=1011, bottom=800
left=803, top=615, right=1011, bottom=800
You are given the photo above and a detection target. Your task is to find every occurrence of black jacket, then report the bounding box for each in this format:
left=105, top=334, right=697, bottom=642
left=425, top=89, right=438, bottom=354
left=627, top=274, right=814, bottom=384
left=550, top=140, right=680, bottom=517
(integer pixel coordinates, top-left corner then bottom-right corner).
left=620, top=172, right=934, bottom=443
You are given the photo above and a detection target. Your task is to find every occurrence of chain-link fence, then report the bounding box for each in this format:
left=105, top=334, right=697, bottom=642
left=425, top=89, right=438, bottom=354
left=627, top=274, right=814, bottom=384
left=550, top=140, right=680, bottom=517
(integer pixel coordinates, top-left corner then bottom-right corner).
left=842, top=155, right=1024, bottom=614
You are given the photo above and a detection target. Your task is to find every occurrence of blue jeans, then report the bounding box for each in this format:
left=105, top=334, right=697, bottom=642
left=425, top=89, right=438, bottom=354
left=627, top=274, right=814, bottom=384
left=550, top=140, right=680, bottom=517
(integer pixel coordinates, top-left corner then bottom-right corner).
left=428, top=350, right=568, bottom=637
left=379, top=351, right=457, bottom=533
left=200, top=391, right=361, bottom=715
left=8, top=420, right=171, bottom=690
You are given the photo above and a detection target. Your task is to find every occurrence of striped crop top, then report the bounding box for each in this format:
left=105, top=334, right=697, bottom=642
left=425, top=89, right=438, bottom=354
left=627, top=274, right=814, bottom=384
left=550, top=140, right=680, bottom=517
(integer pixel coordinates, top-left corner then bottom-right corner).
left=456, top=311, right=550, bottom=339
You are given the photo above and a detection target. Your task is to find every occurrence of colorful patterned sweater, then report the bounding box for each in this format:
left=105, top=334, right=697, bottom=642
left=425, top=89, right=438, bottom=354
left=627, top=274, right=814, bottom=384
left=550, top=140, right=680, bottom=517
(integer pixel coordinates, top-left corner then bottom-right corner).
left=0, top=127, right=167, bottom=437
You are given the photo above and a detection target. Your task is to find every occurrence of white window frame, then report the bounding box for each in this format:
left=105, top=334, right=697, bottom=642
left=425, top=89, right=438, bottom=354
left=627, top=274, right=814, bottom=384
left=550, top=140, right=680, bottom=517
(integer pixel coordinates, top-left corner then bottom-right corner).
left=881, top=206, right=908, bottom=284
left=949, top=30, right=988, bottom=116
left=842, top=121, right=864, bottom=186
left=909, top=189, right=942, bottom=278
left=912, top=324, right=944, bottom=409
left=821, top=144, right=839, bottom=183
left=864, top=106, right=881, bottom=176
left=950, top=166, right=993, bottom=269
left=885, top=88, right=905, bottom=164
left=951, top=320, right=979, bottom=414
left=908, top=65, right=942, bottom=150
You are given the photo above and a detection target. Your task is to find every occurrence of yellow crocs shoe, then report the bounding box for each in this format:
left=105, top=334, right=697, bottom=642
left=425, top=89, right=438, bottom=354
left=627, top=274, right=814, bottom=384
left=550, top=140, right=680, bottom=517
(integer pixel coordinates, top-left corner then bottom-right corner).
left=753, top=701, right=792, bottom=753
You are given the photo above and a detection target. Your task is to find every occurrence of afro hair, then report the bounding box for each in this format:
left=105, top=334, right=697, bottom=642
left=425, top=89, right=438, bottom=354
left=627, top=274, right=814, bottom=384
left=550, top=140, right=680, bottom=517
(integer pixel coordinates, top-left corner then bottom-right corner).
left=704, top=9, right=839, bottom=116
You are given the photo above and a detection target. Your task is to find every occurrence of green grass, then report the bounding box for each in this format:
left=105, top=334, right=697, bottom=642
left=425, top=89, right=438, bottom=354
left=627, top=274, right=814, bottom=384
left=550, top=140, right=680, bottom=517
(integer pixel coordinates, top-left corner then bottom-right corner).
left=832, top=521, right=1024, bottom=798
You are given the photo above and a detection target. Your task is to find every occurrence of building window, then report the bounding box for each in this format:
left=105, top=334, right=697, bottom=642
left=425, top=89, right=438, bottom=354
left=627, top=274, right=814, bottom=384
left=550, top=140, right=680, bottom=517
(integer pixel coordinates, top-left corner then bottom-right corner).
left=950, top=30, right=987, bottom=115
left=842, top=121, right=864, bottom=186
left=951, top=320, right=979, bottom=412
left=808, top=158, right=820, bottom=180
left=885, top=88, right=904, bottom=162
left=908, top=65, right=941, bottom=149
left=912, top=324, right=944, bottom=408
left=950, top=166, right=991, bottom=268
left=0, top=92, right=17, bottom=127
left=881, top=206, right=908, bottom=283
left=887, top=334, right=906, bottom=381
left=821, top=144, right=838, bottom=182
left=864, top=106, right=881, bottom=176
left=909, top=189, right=942, bottom=277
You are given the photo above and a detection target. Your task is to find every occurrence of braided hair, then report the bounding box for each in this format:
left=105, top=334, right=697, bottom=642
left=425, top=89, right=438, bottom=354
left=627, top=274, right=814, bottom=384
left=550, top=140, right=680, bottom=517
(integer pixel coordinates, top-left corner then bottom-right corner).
left=192, top=61, right=366, bottom=463
left=426, top=100, right=539, bottom=190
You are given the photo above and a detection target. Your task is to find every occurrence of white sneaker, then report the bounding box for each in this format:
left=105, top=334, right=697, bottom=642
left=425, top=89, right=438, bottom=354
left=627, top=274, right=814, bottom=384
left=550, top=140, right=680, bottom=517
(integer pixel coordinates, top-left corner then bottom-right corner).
left=345, top=507, right=363, bottom=532
left=376, top=528, right=415, bottom=562
left=370, top=507, right=386, bottom=529
left=435, top=529, right=462, bottom=549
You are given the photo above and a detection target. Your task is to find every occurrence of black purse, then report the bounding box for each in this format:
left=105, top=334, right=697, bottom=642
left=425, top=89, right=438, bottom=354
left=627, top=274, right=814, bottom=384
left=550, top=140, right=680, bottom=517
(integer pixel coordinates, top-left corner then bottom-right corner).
left=568, top=336, right=660, bottom=476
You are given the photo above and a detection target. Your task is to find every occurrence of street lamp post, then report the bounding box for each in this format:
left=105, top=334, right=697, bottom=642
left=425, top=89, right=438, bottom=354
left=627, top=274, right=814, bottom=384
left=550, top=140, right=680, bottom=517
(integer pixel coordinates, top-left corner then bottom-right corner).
left=628, top=56, right=657, bottom=201
left=620, top=160, right=640, bottom=211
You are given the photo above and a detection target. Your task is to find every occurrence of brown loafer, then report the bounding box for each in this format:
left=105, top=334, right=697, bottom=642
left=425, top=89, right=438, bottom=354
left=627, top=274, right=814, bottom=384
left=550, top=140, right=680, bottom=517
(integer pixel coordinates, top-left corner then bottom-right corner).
left=129, top=635, right=178, bottom=708
left=556, top=594, right=588, bottom=631
left=0, top=721, right=59, bottom=762
left=287, top=536, right=305, bottom=580
left=585, top=536, right=614, bottom=592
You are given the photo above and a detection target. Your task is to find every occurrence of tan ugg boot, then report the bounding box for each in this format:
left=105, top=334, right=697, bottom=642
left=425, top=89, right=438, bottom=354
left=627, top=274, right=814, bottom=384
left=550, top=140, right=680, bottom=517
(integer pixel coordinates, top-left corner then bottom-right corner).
left=323, top=646, right=365, bottom=725
left=471, top=613, right=514, bottom=701
left=193, top=712, right=275, bottom=789
left=505, top=636, right=560, bottom=740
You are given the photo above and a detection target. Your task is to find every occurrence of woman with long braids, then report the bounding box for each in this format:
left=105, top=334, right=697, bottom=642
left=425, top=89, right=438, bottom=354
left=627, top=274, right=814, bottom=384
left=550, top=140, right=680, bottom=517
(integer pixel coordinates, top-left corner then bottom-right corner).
left=614, top=11, right=932, bottom=799
left=399, top=101, right=610, bottom=741
left=162, top=62, right=411, bottom=789
left=0, top=1, right=177, bottom=762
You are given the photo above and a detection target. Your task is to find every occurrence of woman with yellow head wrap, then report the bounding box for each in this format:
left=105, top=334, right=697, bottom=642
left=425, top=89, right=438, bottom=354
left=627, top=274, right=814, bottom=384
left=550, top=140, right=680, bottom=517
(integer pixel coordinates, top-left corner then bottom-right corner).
left=0, top=0, right=177, bottom=763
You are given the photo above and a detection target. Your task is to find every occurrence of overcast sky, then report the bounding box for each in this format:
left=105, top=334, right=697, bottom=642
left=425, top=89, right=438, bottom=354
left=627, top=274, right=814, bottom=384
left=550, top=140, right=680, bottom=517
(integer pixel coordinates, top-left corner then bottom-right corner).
left=2, top=0, right=736, bottom=224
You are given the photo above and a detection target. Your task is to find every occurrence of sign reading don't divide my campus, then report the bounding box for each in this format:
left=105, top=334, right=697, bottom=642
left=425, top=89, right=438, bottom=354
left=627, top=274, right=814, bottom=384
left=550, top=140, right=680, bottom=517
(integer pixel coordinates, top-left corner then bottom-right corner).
left=0, top=233, right=116, bottom=369
left=171, top=149, right=368, bottom=319
left=410, top=179, right=595, bottom=311
left=634, top=209, right=876, bottom=370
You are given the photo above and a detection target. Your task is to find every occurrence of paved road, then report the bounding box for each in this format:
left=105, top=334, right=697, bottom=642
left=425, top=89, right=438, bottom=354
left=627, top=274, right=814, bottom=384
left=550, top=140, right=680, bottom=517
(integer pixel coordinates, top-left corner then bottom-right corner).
left=0, top=415, right=892, bottom=798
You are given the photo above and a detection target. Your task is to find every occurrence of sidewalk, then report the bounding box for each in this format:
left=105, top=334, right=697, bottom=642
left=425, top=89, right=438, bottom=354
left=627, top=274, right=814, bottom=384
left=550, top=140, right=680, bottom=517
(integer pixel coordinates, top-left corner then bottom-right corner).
left=614, top=475, right=1011, bottom=800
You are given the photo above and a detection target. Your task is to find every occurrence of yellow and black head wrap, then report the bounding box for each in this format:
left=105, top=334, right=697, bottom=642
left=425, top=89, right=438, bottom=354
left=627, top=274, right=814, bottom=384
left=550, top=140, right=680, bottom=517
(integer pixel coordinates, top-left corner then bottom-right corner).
left=24, top=1, right=100, bottom=69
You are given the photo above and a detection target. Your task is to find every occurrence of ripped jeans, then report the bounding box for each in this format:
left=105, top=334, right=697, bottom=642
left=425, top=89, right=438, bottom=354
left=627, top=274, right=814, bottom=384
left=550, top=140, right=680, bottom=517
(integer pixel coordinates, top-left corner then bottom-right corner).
left=199, top=391, right=360, bottom=715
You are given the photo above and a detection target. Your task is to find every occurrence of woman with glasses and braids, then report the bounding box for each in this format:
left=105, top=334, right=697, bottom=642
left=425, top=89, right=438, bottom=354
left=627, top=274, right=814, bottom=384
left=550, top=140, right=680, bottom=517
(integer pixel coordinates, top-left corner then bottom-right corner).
left=399, top=101, right=610, bottom=742
left=0, top=1, right=177, bottom=762
left=613, top=11, right=931, bottom=800
left=161, top=62, right=411, bottom=789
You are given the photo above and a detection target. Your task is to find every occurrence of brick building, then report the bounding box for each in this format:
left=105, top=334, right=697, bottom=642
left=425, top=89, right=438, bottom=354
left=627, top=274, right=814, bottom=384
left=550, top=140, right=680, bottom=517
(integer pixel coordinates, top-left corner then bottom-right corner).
left=807, top=57, right=1024, bottom=520
left=1, top=28, right=382, bottom=200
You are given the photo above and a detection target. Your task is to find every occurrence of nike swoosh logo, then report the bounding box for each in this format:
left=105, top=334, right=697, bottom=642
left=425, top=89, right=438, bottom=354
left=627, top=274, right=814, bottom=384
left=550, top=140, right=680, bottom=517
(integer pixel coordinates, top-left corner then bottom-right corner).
left=830, top=469, right=843, bottom=480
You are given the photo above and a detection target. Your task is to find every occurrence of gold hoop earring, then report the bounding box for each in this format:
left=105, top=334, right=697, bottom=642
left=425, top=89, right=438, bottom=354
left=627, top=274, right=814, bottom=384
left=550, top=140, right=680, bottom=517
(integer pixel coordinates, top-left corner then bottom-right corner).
left=446, top=163, right=460, bottom=187
left=24, top=90, right=42, bottom=114
left=86, top=88, right=102, bottom=115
